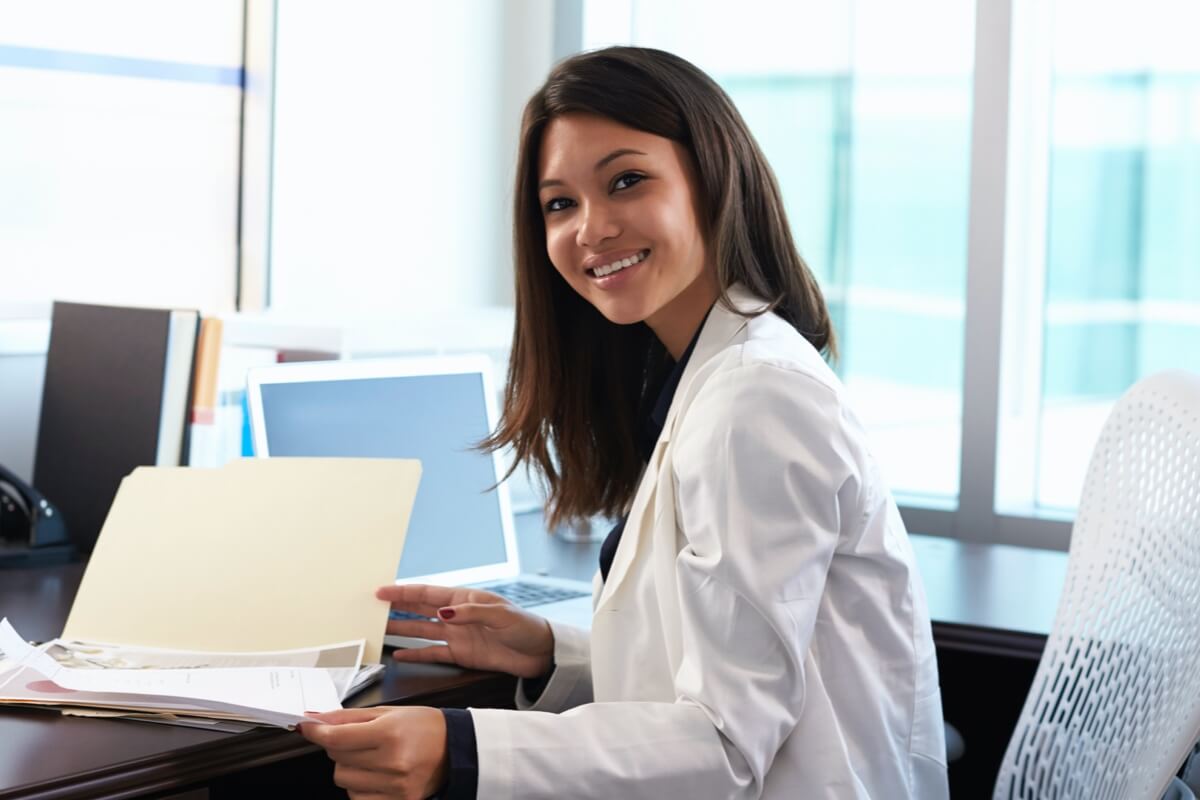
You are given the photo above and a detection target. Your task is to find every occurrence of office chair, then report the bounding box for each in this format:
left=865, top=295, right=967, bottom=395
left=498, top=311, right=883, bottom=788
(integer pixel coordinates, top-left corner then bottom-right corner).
left=993, top=370, right=1200, bottom=800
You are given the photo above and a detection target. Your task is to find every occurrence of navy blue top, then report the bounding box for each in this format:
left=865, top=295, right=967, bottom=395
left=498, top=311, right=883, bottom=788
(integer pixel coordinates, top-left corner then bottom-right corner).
left=437, top=324, right=704, bottom=800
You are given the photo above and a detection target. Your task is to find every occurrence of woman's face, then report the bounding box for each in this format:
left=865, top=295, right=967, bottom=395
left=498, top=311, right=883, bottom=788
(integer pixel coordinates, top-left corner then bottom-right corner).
left=537, top=113, right=714, bottom=348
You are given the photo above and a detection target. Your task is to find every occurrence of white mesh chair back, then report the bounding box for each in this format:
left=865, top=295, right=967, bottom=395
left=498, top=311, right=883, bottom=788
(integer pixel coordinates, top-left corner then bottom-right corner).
left=994, top=370, right=1200, bottom=800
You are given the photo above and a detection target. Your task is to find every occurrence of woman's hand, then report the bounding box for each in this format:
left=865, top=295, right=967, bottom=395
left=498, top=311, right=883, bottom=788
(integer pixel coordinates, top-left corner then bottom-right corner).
left=380, top=584, right=555, bottom=678
left=300, top=706, right=446, bottom=799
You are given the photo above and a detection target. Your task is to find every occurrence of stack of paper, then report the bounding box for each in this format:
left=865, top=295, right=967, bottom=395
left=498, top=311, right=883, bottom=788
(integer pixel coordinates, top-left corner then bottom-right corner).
left=0, top=619, right=383, bottom=730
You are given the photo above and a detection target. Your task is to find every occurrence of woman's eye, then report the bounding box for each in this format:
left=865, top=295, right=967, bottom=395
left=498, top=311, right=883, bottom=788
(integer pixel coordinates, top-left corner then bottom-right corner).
left=612, top=172, right=645, bottom=191
left=544, top=197, right=573, bottom=213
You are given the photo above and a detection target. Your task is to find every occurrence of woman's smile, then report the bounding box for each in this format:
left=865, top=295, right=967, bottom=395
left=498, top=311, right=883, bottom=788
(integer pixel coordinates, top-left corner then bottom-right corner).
left=586, top=248, right=651, bottom=286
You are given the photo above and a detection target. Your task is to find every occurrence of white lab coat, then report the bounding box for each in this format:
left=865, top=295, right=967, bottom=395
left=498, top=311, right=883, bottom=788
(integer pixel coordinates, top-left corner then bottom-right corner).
left=470, top=285, right=949, bottom=799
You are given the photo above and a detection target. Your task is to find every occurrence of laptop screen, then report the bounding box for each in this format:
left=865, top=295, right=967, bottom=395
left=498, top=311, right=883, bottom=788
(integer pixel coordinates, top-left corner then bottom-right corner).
left=253, top=362, right=511, bottom=582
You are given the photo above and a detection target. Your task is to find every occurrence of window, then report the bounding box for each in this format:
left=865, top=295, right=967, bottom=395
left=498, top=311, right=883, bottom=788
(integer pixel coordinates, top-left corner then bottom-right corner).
left=581, top=0, right=1200, bottom=547
left=0, top=0, right=244, bottom=312
left=997, top=0, right=1200, bottom=516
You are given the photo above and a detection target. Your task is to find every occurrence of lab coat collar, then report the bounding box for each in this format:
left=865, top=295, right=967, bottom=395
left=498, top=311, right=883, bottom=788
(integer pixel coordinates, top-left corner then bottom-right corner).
left=596, top=283, right=768, bottom=612
left=656, top=282, right=767, bottom=447
left=643, top=309, right=707, bottom=458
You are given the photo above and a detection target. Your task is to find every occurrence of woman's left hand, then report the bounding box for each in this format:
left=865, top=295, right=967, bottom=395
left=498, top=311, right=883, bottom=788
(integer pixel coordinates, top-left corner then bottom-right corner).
left=299, top=706, right=449, bottom=799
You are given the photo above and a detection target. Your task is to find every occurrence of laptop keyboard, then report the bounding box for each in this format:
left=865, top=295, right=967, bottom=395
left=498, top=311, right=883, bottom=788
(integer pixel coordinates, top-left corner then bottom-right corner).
left=488, top=581, right=590, bottom=607
left=388, top=581, right=588, bottom=622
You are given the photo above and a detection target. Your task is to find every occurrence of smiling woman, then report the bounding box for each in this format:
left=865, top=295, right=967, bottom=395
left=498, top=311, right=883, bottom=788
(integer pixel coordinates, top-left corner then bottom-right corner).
left=499, top=48, right=836, bottom=531
left=302, top=46, right=947, bottom=800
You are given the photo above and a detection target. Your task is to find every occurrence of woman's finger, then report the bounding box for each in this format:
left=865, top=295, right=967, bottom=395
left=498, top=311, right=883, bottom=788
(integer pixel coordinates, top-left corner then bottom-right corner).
left=439, top=601, right=522, bottom=628
left=389, top=644, right=455, bottom=664
left=304, top=706, right=392, bottom=726
left=385, top=618, right=447, bottom=640
left=376, top=584, right=457, bottom=612
left=333, top=763, right=389, bottom=793
left=322, top=745, right=392, bottom=770
left=300, top=717, right=385, bottom=753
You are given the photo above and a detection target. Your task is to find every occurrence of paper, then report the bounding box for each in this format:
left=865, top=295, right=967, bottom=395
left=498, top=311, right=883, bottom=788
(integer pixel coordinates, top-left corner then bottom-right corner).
left=44, top=636, right=365, bottom=700
left=62, top=457, right=421, bottom=665
left=0, top=619, right=339, bottom=728
left=61, top=707, right=258, bottom=733
left=346, top=663, right=385, bottom=698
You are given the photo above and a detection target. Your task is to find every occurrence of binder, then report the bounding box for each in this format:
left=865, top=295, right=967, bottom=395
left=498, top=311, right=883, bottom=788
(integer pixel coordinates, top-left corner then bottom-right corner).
left=33, top=302, right=200, bottom=554
left=186, top=318, right=224, bottom=468
left=190, top=317, right=224, bottom=425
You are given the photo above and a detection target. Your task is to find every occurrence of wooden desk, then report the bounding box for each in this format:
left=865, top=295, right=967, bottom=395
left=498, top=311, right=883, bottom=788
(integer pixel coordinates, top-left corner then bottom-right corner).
left=0, top=565, right=515, bottom=800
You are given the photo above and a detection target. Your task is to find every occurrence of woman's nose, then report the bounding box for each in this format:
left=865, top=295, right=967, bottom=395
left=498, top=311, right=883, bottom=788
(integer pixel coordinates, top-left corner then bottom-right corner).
left=575, top=200, right=620, bottom=249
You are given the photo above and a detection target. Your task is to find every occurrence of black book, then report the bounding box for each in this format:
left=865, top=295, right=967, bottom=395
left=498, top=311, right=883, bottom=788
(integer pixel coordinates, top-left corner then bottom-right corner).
left=33, top=302, right=200, bottom=554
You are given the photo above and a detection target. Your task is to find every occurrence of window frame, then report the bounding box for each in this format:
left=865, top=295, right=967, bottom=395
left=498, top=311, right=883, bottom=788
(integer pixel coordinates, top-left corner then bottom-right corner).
left=942, top=0, right=1070, bottom=550
left=237, top=0, right=277, bottom=312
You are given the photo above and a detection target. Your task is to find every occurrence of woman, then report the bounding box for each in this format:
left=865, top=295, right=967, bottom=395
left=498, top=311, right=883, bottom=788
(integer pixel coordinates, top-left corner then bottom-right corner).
left=302, top=46, right=948, bottom=800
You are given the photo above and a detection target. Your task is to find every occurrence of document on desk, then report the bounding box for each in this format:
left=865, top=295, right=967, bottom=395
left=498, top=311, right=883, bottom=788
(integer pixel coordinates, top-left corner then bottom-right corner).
left=43, top=634, right=366, bottom=699
left=63, top=636, right=385, bottom=704
left=0, top=619, right=342, bottom=728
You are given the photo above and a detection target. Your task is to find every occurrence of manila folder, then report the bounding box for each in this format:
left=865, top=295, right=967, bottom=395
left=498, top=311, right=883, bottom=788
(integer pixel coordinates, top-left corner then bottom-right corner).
left=63, top=458, right=420, bottom=665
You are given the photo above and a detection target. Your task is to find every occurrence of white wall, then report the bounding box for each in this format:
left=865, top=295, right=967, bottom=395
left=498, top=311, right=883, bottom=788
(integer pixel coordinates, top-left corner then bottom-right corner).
left=268, top=0, right=555, bottom=316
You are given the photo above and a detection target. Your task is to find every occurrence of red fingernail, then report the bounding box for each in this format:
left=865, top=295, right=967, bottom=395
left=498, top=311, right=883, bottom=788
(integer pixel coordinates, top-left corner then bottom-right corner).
left=438, top=608, right=455, bottom=620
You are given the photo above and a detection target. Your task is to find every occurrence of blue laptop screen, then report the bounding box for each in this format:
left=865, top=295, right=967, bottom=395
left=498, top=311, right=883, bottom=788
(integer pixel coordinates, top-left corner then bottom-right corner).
left=258, top=372, right=508, bottom=579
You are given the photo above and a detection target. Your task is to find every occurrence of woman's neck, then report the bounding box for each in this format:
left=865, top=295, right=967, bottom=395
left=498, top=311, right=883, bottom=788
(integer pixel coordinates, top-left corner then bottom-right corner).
left=645, top=270, right=721, bottom=360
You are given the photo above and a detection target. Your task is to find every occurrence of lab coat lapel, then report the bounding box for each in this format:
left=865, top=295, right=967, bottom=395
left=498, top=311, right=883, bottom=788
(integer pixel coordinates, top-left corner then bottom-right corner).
left=593, top=449, right=660, bottom=614
left=655, top=285, right=764, bottom=448
left=594, top=285, right=764, bottom=615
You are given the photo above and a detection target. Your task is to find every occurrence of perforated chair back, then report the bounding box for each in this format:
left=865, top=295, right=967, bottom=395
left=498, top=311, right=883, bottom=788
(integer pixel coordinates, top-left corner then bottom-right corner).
left=994, top=370, right=1200, bottom=800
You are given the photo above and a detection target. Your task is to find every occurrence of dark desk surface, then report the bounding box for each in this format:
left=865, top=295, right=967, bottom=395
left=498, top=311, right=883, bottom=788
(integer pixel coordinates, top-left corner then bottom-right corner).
left=910, top=534, right=1067, bottom=659
left=1, top=521, right=1067, bottom=798
left=0, top=565, right=515, bottom=800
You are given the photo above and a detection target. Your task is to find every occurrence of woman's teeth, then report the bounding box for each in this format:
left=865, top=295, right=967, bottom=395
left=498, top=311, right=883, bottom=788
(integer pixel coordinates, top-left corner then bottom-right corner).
left=592, top=250, right=649, bottom=278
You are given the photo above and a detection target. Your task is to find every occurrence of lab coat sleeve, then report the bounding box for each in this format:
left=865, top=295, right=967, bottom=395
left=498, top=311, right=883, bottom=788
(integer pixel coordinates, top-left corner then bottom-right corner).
left=470, top=362, right=856, bottom=799
left=513, top=620, right=593, bottom=712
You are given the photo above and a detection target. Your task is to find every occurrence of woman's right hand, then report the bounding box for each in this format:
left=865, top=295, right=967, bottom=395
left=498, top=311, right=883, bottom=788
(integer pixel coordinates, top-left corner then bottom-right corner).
left=378, top=584, right=555, bottom=679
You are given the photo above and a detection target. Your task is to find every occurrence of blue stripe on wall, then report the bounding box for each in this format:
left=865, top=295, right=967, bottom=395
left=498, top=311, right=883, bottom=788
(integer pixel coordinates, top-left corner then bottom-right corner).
left=0, top=44, right=242, bottom=87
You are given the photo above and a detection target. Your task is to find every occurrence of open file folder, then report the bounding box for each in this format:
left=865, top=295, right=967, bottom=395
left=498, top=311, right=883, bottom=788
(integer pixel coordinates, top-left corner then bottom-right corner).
left=0, top=458, right=420, bottom=728
left=63, top=458, right=421, bottom=665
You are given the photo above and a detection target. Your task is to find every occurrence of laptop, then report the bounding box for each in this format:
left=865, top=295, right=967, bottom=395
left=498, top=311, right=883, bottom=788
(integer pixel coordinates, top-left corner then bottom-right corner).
left=245, top=354, right=595, bottom=645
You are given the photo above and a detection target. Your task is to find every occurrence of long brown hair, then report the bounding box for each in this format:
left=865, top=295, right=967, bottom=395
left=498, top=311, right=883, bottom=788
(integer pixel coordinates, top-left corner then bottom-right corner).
left=485, top=46, right=836, bottom=529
